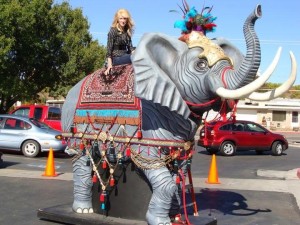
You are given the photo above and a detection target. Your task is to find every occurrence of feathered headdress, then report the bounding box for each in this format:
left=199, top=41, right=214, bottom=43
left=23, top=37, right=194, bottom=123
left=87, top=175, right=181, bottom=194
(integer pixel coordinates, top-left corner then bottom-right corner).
left=170, top=0, right=217, bottom=35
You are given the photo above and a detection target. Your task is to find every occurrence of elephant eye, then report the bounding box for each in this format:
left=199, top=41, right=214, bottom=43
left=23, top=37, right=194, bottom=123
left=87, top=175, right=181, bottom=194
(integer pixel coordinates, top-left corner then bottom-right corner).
left=195, top=59, right=208, bottom=71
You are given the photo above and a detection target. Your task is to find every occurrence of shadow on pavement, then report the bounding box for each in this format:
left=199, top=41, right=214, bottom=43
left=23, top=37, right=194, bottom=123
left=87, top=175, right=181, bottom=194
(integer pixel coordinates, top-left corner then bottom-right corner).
left=191, top=189, right=271, bottom=216
left=183, top=188, right=300, bottom=225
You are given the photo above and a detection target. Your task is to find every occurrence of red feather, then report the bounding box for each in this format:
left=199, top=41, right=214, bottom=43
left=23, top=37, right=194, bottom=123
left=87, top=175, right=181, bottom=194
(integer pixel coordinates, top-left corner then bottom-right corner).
left=204, top=23, right=217, bottom=30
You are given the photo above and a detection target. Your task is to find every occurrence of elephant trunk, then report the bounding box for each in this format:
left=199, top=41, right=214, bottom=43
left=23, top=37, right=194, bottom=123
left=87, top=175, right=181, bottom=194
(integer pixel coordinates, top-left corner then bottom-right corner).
left=224, top=5, right=262, bottom=89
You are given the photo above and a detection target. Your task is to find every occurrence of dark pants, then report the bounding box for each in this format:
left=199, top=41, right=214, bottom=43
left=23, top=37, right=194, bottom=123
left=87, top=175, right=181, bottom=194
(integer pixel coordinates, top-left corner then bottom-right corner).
left=113, top=54, right=132, bottom=66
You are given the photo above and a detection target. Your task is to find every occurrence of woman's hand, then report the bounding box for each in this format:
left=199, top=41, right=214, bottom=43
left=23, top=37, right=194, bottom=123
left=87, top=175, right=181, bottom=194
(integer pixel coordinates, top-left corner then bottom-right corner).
left=104, top=65, right=112, bottom=76
left=104, top=58, right=113, bottom=76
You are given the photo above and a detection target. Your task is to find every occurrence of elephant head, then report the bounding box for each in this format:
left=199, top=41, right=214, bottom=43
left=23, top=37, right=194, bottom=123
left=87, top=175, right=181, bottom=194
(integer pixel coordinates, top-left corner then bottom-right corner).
left=132, top=4, right=297, bottom=120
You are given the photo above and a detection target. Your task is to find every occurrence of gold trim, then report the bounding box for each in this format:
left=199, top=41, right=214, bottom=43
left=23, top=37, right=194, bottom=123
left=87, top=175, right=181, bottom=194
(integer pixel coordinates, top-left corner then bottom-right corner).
left=62, top=132, right=194, bottom=149
left=186, top=31, right=233, bottom=67
left=99, top=131, right=107, bottom=143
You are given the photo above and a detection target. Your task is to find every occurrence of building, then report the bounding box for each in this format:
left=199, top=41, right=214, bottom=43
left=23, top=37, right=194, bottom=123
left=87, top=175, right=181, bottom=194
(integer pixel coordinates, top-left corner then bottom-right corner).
left=205, top=98, right=300, bottom=131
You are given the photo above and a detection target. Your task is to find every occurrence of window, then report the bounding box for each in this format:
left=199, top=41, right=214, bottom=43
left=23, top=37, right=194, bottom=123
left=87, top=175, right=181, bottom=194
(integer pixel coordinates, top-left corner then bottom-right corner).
left=292, top=111, right=298, bottom=123
left=4, top=118, right=28, bottom=130
left=33, top=108, right=43, bottom=120
left=220, top=122, right=244, bottom=131
left=219, top=123, right=232, bottom=131
left=230, top=122, right=244, bottom=131
left=4, top=118, right=15, bottom=129
left=48, top=107, right=61, bottom=120
left=245, top=123, right=265, bottom=132
left=12, top=108, right=30, bottom=116
left=272, top=111, right=286, bottom=122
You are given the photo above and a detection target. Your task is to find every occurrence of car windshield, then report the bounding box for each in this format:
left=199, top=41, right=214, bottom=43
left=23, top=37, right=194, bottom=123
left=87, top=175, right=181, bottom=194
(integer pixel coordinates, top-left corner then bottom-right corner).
left=29, top=118, right=50, bottom=129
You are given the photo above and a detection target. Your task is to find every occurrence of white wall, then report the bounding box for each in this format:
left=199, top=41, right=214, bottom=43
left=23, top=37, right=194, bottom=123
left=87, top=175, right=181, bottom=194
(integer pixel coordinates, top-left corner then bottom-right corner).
left=235, top=109, right=258, bottom=122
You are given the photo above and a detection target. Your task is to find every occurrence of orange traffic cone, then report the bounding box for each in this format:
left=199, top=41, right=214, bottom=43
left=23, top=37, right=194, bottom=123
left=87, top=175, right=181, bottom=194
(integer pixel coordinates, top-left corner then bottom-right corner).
left=43, top=148, right=58, bottom=177
left=206, top=154, right=220, bottom=184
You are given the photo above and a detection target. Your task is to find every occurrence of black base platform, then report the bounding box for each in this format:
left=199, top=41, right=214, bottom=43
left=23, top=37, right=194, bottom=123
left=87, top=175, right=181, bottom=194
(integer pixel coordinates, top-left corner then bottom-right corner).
left=37, top=203, right=145, bottom=225
left=37, top=204, right=217, bottom=225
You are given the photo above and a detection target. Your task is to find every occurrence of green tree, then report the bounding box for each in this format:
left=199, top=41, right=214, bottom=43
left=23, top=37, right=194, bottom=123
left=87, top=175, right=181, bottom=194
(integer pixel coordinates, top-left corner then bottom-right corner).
left=0, top=0, right=106, bottom=113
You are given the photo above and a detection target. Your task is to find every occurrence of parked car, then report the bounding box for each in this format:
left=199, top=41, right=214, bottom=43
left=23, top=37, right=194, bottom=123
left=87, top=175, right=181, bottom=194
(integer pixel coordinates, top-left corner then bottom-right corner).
left=9, top=104, right=62, bottom=131
left=0, top=151, right=3, bottom=166
left=0, top=114, right=67, bottom=157
left=198, top=119, right=288, bottom=156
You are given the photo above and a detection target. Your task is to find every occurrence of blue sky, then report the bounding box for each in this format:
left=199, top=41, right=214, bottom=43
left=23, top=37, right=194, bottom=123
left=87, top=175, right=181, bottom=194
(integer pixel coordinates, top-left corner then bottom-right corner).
left=54, top=0, right=300, bottom=85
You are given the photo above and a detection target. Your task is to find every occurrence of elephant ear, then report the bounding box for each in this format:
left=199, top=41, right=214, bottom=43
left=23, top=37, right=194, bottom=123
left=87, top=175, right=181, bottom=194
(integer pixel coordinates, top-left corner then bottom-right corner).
left=132, top=33, right=191, bottom=119
left=212, top=37, right=245, bottom=69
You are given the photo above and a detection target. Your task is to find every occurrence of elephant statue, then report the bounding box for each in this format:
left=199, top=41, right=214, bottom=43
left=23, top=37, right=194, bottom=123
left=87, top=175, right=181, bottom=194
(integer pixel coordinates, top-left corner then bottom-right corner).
left=61, top=4, right=297, bottom=225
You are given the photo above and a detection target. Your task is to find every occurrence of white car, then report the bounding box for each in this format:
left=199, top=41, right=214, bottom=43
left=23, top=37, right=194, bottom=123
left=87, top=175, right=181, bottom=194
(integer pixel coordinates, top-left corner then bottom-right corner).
left=0, top=114, right=67, bottom=157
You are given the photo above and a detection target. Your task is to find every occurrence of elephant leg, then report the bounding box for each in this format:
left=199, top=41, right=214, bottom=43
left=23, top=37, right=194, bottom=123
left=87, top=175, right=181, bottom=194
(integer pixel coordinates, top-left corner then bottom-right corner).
left=72, top=154, right=93, bottom=213
left=144, top=167, right=177, bottom=225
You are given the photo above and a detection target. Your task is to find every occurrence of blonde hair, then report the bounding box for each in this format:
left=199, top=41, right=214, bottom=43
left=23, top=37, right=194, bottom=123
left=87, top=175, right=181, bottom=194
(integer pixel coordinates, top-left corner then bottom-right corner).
left=111, top=9, right=134, bottom=37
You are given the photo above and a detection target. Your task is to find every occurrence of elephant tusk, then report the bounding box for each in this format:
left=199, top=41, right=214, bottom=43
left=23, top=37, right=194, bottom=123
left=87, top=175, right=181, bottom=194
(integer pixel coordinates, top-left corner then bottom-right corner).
left=216, top=47, right=282, bottom=99
left=247, top=51, right=297, bottom=101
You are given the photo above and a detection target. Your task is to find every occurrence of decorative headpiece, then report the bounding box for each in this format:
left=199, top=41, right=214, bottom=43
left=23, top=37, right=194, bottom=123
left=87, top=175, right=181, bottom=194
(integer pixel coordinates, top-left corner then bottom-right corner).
left=171, top=0, right=217, bottom=35
left=183, top=31, right=233, bottom=67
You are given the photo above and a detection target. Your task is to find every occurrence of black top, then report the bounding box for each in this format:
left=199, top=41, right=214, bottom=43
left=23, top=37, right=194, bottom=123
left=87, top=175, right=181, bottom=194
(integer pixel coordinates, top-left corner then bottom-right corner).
left=106, top=27, right=134, bottom=58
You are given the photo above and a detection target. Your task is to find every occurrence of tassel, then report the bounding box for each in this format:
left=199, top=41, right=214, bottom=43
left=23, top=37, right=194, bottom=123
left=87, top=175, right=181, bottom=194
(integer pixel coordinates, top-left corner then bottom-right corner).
left=70, top=124, right=77, bottom=134
left=86, top=159, right=90, bottom=166
left=126, top=147, right=131, bottom=157
left=174, top=160, right=178, bottom=172
left=92, top=174, right=98, bottom=183
left=118, top=158, right=123, bottom=165
left=110, top=177, right=115, bottom=187
left=102, top=160, right=107, bottom=169
left=79, top=142, right=84, bottom=150
left=169, top=146, right=174, bottom=156
left=136, top=130, right=142, bottom=139
left=100, top=191, right=106, bottom=202
left=176, top=174, right=181, bottom=184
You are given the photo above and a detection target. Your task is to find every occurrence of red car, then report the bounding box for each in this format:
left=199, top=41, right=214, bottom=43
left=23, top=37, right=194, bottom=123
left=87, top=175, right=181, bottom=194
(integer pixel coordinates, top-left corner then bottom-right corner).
left=198, top=119, right=288, bottom=156
left=9, top=104, right=62, bottom=131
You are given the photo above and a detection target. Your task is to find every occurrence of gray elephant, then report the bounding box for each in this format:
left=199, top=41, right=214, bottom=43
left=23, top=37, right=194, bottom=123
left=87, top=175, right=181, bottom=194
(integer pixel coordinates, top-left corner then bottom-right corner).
left=61, top=4, right=296, bottom=225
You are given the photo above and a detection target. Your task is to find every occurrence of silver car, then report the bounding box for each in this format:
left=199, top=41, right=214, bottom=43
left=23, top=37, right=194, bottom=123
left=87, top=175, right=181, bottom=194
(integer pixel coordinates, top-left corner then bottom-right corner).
left=0, top=114, right=67, bottom=157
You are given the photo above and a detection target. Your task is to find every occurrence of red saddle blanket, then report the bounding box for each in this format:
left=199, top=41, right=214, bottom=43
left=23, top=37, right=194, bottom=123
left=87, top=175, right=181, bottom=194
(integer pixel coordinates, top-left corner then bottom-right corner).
left=75, top=64, right=141, bottom=126
left=77, top=64, right=138, bottom=108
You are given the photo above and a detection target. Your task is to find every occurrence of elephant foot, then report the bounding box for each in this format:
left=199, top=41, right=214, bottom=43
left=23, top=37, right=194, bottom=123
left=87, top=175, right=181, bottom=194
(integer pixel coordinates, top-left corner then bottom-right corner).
left=146, top=211, right=171, bottom=225
left=72, top=200, right=93, bottom=214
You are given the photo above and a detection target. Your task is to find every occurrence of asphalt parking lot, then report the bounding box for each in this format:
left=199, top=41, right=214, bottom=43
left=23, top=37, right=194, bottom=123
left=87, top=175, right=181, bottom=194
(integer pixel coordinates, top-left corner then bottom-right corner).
left=0, top=133, right=300, bottom=225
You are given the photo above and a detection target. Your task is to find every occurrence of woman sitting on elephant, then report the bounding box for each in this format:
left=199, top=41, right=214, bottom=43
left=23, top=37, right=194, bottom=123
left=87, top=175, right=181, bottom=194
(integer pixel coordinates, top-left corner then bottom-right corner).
left=104, top=8, right=135, bottom=76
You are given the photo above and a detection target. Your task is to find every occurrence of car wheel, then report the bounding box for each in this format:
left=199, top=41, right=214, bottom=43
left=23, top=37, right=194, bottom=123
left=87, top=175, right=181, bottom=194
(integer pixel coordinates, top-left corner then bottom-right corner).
left=220, top=141, right=236, bottom=156
left=206, top=148, right=218, bottom=155
left=22, top=140, right=40, bottom=158
left=271, top=141, right=283, bottom=156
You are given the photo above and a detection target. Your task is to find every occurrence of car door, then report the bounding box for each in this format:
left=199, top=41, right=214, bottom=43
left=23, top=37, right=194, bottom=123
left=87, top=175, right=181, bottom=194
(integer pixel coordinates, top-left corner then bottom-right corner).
left=0, top=118, right=25, bottom=150
left=244, top=122, right=270, bottom=150
left=230, top=122, right=248, bottom=149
